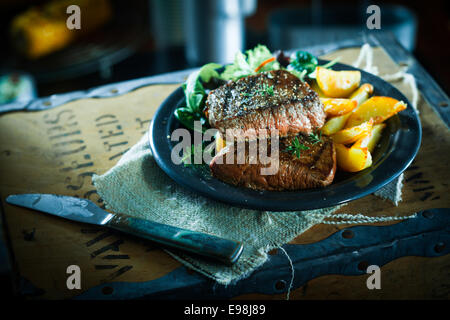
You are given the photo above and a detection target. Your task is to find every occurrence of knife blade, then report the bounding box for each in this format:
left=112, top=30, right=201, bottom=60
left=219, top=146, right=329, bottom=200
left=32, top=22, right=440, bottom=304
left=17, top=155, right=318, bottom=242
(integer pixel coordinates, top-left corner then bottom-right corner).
left=6, top=194, right=243, bottom=265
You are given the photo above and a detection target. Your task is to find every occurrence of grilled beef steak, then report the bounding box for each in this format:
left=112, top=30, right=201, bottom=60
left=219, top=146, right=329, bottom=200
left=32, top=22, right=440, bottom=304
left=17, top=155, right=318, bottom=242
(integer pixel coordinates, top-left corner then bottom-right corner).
left=205, top=70, right=326, bottom=140
left=209, top=134, right=336, bottom=191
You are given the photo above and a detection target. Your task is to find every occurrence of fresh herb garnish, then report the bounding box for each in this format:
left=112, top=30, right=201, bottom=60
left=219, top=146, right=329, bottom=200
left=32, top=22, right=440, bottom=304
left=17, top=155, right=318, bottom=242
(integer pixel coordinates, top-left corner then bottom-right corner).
left=309, top=131, right=322, bottom=144
left=264, top=83, right=275, bottom=95
left=285, top=137, right=310, bottom=158
left=243, top=83, right=274, bottom=98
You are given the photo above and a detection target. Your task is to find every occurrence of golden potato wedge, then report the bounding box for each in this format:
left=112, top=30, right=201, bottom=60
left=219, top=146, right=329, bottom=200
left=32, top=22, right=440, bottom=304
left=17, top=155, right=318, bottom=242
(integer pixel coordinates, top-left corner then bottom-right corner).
left=331, top=120, right=373, bottom=144
left=335, top=144, right=372, bottom=172
left=309, top=80, right=328, bottom=98
left=353, top=123, right=386, bottom=153
left=316, top=67, right=361, bottom=98
left=349, top=83, right=374, bottom=106
left=346, top=96, right=407, bottom=128
left=321, top=98, right=358, bottom=117
left=321, top=113, right=352, bottom=136
left=361, top=149, right=373, bottom=169
left=215, top=131, right=226, bottom=152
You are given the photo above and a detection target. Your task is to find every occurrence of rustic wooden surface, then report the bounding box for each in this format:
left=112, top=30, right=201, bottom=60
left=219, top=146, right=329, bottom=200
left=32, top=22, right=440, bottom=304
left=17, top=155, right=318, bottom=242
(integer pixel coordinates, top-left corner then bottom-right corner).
left=0, top=48, right=448, bottom=299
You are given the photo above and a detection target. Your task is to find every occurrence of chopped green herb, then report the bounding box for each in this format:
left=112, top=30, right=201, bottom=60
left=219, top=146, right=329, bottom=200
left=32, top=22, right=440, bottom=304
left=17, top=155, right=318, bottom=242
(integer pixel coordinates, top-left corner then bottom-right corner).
left=264, top=83, right=274, bottom=95
left=285, top=137, right=310, bottom=158
left=309, top=131, right=322, bottom=144
left=242, top=83, right=274, bottom=98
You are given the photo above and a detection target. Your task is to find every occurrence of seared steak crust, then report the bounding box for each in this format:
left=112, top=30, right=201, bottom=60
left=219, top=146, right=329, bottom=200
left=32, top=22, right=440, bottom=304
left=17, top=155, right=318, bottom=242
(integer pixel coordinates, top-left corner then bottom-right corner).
left=205, top=70, right=326, bottom=140
left=209, top=135, right=336, bottom=191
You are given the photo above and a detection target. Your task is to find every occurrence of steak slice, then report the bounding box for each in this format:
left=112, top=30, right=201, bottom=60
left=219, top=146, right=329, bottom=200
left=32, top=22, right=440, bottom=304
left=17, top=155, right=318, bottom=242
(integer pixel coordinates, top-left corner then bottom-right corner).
left=205, top=70, right=326, bottom=140
left=209, top=134, right=336, bottom=191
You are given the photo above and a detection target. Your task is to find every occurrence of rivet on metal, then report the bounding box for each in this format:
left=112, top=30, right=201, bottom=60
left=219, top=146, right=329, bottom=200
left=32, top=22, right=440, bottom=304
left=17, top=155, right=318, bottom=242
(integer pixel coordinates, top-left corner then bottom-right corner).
left=434, top=242, right=445, bottom=253
left=342, top=229, right=354, bottom=239
left=358, top=261, right=369, bottom=271
left=102, top=286, right=114, bottom=295
left=275, top=280, right=286, bottom=290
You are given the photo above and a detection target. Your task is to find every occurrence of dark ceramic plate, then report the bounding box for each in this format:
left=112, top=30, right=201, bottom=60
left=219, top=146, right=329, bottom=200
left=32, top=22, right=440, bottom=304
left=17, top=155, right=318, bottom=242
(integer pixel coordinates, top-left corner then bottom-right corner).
left=149, top=61, right=421, bottom=211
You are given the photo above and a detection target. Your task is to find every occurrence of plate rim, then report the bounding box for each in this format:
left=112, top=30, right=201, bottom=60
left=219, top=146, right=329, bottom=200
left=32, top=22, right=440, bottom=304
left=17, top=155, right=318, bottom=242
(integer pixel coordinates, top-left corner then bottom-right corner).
left=149, top=61, right=422, bottom=211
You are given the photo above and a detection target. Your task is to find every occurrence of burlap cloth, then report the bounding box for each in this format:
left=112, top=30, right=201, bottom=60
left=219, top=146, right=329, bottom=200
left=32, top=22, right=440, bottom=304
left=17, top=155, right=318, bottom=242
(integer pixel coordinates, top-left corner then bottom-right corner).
left=93, top=46, right=418, bottom=285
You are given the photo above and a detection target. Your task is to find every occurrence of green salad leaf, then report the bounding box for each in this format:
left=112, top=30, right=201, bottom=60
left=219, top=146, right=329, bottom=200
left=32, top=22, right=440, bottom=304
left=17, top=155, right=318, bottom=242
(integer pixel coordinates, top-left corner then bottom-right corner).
left=221, top=44, right=280, bottom=81
left=198, top=63, right=222, bottom=83
left=176, top=63, right=222, bottom=132
left=182, top=63, right=222, bottom=114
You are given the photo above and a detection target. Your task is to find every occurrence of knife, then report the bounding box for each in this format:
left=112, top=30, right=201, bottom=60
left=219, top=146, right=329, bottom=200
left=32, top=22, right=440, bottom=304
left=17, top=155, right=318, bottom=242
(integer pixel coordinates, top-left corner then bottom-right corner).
left=6, top=194, right=243, bottom=265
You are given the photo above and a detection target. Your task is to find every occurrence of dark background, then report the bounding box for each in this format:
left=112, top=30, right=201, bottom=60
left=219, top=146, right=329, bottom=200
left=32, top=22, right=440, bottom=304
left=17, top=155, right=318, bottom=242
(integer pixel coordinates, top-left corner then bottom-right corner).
left=0, top=0, right=448, bottom=99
